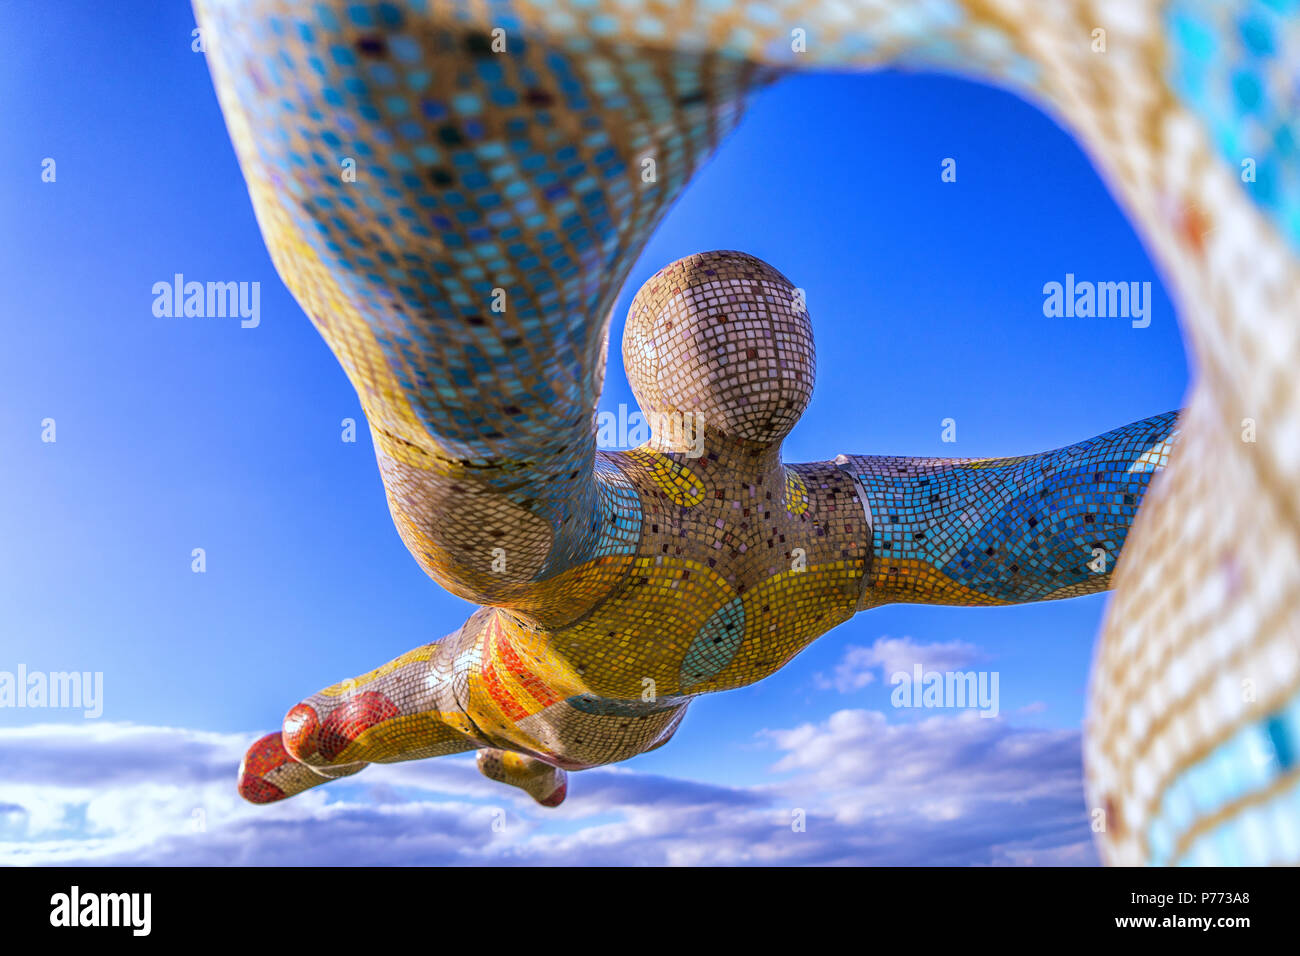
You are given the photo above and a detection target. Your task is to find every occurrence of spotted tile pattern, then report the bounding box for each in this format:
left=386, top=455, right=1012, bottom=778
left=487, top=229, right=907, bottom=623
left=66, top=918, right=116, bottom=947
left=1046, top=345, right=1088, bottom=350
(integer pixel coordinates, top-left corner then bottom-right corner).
left=197, top=0, right=1300, bottom=864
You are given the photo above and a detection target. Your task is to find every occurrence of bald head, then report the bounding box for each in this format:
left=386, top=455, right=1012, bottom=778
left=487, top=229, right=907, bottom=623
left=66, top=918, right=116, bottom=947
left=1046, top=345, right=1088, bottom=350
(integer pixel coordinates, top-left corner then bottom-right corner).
left=622, top=250, right=815, bottom=449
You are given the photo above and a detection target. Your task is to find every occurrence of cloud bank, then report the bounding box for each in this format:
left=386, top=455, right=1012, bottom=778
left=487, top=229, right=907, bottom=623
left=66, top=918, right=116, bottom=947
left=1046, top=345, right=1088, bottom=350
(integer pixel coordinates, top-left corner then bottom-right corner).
left=0, top=710, right=1098, bottom=866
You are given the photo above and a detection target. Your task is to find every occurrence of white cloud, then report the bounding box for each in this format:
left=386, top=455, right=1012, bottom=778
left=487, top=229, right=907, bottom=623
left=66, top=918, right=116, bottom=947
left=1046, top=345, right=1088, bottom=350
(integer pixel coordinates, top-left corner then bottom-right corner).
left=0, top=715, right=1096, bottom=866
left=814, top=636, right=986, bottom=693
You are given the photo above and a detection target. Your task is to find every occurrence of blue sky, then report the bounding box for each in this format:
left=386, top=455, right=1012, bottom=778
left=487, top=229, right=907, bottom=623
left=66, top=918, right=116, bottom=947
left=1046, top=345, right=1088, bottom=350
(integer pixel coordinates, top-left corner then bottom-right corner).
left=0, top=2, right=1187, bottom=864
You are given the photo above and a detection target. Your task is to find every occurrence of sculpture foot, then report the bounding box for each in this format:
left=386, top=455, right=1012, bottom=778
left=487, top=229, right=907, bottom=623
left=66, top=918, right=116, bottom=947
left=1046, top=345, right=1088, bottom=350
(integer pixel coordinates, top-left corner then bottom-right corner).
left=237, top=731, right=362, bottom=804
left=477, top=748, right=568, bottom=807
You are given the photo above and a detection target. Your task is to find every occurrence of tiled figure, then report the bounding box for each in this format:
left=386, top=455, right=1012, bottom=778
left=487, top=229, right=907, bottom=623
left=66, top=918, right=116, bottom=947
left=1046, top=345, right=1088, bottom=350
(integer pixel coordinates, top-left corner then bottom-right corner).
left=233, top=248, right=1175, bottom=811
left=195, top=0, right=1300, bottom=865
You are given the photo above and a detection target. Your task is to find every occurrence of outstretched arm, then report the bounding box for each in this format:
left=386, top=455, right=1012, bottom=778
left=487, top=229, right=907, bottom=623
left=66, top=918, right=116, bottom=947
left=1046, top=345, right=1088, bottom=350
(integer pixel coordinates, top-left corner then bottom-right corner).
left=834, top=411, right=1180, bottom=607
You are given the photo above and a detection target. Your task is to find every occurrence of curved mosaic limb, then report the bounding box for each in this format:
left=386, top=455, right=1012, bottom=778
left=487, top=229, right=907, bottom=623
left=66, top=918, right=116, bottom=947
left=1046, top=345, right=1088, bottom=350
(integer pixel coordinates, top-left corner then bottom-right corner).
left=836, top=412, right=1181, bottom=608
left=195, top=0, right=773, bottom=626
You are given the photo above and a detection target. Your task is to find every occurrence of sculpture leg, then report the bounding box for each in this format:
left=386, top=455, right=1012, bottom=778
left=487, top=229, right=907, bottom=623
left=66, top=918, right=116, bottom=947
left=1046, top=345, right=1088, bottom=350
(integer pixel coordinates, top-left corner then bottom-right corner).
left=237, top=633, right=484, bottom=803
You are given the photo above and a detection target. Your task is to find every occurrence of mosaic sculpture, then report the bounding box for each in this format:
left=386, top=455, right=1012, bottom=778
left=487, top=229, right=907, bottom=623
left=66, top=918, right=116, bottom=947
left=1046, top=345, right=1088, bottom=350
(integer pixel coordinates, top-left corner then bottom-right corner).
left=197, top=0, right=1300, bottom=865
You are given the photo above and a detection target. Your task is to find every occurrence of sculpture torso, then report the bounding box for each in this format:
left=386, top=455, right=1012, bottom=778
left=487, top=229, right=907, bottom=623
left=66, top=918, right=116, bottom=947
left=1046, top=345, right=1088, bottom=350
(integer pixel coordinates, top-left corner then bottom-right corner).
left=453, top=444, right=869, bottom=767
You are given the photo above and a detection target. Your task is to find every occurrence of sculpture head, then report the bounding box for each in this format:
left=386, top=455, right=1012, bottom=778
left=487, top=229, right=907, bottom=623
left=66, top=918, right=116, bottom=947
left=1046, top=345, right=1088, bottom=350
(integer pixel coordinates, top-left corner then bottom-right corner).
left=623, top=250, right=815, bottom=452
